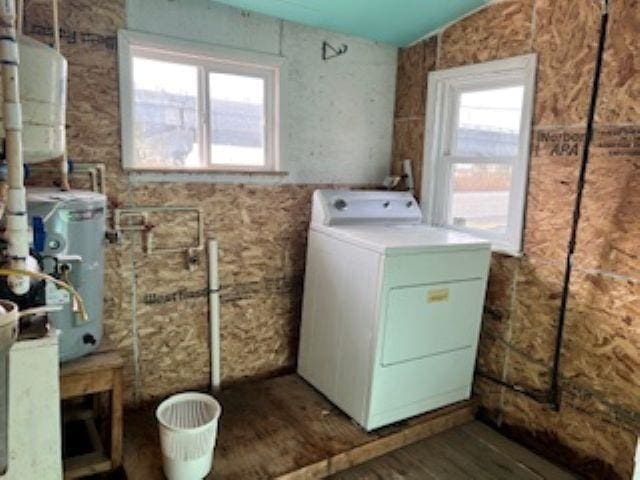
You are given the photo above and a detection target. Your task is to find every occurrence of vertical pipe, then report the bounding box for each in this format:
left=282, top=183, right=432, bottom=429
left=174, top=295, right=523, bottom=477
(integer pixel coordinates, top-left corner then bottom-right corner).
left=208, top=239, right=221, bottom=392
left=52, top=0, right=60, bottom=52
left=51, top=0, right=68, bottom=191
left=0, top=0, right=29, bottom=295
left=59, top=153, right=69, bottom=191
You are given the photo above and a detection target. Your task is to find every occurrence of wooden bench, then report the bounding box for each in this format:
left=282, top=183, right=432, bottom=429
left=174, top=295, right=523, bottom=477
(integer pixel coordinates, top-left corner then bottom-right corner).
left=59, top=342, right=123, bottom=479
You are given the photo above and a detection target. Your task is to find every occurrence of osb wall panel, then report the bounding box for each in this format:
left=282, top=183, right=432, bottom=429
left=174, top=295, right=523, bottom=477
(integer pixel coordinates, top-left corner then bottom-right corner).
left=532, top=0, right=600, bottom=126
left=502, top=350, right=550, bottom=392
left=574, top=144, right=640, bottom=279
left=130, top=183, right=314, bottom=286
left=477, top=256, right=558, bottom=393
left=501, top=389, right=637, bottom=479
left=595, top=0, right=640, bottom=125
left=473, top=377, right=504, bottom=424
left=394, top=36, right=437, bottom=118
left=22, top=0, right=329, bottom=404
left=103, top=239, right=137, bottom=404
left=562, top=382, right=640, bottom=434
left=24, top=0, right=127, bottom=202
left=524, top=138, right=580, bottom=262
left=220, top=292, right=301, bottom=383
left=511, top=258, right=562, bottom=366
left=393, top=0, right=640, bottom=477
left=476, top=330, right=508, bottom=381
left=438, top=0, right=533, bottom=70
left=121, top=182, right=319, bottom=400
left=563, top=272, right=640, bottom=418
left=482, top=254, right=517, bottom=336
left=129, top=182, right=314, bottom=398
left=391, top=36, right=438, bottom=200
left=391, top=118, right=425, bottom=198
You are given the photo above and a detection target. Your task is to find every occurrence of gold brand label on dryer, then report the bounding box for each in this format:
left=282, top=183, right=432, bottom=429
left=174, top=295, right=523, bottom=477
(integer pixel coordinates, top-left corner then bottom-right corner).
left=427, top=288, right=449, bottom=303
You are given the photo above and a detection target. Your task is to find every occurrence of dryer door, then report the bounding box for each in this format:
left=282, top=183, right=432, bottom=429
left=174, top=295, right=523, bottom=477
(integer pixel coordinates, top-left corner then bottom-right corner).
left=381, top=278, right=485, bottom=366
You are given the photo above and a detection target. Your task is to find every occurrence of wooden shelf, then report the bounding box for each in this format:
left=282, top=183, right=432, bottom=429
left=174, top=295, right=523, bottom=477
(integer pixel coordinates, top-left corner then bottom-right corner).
left=60, top=343, right=124, bottom=479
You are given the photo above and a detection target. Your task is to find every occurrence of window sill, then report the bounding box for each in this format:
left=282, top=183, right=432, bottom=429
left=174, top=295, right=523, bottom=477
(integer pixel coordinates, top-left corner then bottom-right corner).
left=125, top=168, right=288, bottom=176
left=491, top=246, right=523, bottom=258
left=127, top=169, right=290, bottom=185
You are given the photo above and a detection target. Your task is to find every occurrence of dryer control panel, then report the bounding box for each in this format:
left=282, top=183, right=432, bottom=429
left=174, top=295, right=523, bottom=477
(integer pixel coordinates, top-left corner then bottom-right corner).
left=311, top=190, right=422, bottom=226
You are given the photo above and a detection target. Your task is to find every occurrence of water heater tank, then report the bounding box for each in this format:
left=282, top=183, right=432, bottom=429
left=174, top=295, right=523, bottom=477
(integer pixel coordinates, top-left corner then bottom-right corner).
left=27, top=189, right=105, bottom=362
left=0, top=35, right=67, bottom=164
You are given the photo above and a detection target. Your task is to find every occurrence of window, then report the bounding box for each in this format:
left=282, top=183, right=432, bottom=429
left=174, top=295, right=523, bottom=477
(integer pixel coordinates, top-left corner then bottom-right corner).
left=118, top=30, right=281, bottom=172
left=422, top=54, right=537, bottom=255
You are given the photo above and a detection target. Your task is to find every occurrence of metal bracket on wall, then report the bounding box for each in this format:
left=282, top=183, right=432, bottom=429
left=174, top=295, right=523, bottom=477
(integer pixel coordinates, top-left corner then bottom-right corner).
left=322, top=41, right=348, bottom=61
left=112, top=206, right=205, bottom=271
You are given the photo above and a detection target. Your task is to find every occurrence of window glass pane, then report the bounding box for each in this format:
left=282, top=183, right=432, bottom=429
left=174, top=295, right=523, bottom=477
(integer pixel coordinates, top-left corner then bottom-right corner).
left=209, top=73, right=265, bottom=167
left=132, top=57, right=200, bottom=168
left=454, top=86, right=524, bottom=157
left=449, top=163, right=512, bottom=233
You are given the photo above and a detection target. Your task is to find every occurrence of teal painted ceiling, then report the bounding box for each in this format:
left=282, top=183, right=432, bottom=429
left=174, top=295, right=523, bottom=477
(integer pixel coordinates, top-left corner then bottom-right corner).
left=211, top=0, right=489, bottom=46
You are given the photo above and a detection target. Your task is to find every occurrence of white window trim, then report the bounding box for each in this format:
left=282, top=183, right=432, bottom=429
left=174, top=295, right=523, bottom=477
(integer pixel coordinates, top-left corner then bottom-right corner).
left=421, top=53, right=537, bottom=256
left=118, top=29, right=284, bottom=173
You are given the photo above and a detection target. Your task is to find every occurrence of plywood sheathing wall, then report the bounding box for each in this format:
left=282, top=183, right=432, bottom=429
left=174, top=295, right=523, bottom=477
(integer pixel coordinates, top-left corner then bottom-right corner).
left=392, top=0, right=640, bottom=478
left=21, top=0, right=346, bottom=405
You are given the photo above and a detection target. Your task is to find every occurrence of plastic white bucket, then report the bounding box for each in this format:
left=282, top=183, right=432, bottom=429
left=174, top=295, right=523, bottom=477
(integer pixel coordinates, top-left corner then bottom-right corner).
left=156, top=392, right=222, bottom=480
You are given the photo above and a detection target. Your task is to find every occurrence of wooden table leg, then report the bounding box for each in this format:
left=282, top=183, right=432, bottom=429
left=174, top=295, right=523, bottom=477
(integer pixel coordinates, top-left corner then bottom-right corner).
left=111, top=368, right=123, bottom=468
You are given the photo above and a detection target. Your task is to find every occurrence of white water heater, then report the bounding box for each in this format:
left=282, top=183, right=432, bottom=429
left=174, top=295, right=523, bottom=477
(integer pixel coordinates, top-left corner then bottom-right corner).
left=0, top=35, right=67, bottom=163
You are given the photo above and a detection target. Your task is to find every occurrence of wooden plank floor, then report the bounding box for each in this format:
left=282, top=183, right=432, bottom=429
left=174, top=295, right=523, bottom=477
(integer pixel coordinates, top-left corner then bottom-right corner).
left=122, top=374, right=476, bottom=479
left=331, top=422, right=577, bottom=480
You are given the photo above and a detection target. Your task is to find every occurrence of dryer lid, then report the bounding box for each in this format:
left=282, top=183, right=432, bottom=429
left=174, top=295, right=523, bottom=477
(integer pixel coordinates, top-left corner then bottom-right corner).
left=312, top=223, right=490, bottom=254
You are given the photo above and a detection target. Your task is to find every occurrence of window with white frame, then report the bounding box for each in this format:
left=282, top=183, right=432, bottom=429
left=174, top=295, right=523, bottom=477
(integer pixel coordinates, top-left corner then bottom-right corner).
left=118, top=30, right=281, bottom=172
left=422, top=54, right=537, bottom=255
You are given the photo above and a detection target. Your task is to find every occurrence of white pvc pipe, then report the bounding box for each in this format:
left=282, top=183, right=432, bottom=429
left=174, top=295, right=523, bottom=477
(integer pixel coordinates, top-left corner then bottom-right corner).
left=52, top=0, right=68, bottom=191
left=52, top=0, right=60, bottom=52
left=0, top=0, right=29, bottom=295
left=15, top=0, right=22, bottom=35
left=208, top=239, right=221, bottom=392
left=402, top=159, right=414, bottom=195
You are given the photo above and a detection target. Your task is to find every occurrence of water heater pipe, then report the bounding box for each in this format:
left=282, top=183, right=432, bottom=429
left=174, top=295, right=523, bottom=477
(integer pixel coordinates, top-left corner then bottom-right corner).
left=208, top=239, right=221, bottom=392
left=0, top=268, right=88, bottom=321
left=51, top=0, right=69, bottom=191
left=29, top=162, right=106, bottom=195
left=0, top=0, right=30, bottom=295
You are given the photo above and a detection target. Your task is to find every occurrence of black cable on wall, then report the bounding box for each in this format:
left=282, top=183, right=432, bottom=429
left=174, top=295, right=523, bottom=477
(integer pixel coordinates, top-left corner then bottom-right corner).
left=476, top=0, right=610, bottom=409
left=549, top=0, right=609, bottom=411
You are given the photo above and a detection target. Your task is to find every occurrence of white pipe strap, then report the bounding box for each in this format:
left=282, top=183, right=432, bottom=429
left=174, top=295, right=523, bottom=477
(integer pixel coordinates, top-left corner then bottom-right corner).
left=2, top=102, right=21, bottom=131
left=0, top=37, right=17, bottom=59
left=5, top=213, right=26, bottom=231
left=6, top=188, right=24, bottom=211
left=5, top=229, right=28, bottom=248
